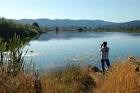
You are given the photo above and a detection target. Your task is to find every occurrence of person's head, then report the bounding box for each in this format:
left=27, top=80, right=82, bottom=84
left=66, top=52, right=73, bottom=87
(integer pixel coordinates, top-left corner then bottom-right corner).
left=103, top=41, right=107, bottom=47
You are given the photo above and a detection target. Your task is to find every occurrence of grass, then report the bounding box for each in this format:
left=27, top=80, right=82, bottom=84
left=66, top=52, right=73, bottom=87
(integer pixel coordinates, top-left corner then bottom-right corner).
left=0, top=63, right=95, bottom=93
left=0, top=51, right=140, bottom=93
left=0, top=70, right=36, bottom=93
left=41, top=64, right=95, bottom=93
left=93, top=58, right=140, bottom=93
left=1, top=35, right=140, bottom=93
left=0, top=35, right=37, bottom=93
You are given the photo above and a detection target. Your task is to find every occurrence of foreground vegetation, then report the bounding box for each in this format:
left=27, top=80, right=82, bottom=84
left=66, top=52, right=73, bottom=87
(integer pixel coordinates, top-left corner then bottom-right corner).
left=93, top=58, right=140, bottom=93
left=0, top=56, right=140, bottom=93
left=0, top=36, right=140, bottom=93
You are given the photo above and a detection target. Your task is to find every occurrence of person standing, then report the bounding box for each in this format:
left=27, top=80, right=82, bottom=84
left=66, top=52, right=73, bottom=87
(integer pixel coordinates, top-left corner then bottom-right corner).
left=100, top=41, right=111, bottom=74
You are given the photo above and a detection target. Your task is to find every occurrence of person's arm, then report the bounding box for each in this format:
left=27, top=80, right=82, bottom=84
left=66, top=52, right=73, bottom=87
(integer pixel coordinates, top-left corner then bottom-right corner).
left=101, top=44, right=103, bottom=48
left=100, top=44, right=103, bottom=52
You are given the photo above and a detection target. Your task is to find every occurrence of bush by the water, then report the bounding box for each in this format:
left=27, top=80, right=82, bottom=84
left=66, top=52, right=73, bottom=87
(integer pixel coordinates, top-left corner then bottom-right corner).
left=0, top=18, right=41, bottom=38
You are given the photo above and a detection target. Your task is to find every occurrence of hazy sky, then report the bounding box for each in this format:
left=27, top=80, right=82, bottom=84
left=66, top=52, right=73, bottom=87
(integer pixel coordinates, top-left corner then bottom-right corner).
left=0, top=0, right=140, bottom=22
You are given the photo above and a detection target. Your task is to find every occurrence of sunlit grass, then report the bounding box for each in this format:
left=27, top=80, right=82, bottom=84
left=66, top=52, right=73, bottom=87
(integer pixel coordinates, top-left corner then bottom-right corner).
left=94, top=59, right=140, bottom=93
left=0, top=58, right=140, bottom=93
left=41, top=64, right=95, bottom=93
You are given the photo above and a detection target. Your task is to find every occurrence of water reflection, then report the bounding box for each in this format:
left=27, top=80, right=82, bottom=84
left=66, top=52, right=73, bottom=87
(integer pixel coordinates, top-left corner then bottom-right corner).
left=37, top=32, right=116, bottom=41
left=23, top=31, right=140, bottom=69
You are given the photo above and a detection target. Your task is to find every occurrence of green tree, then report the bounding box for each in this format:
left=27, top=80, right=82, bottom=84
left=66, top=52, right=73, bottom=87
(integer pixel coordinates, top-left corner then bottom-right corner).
left=0, top=18, right=41, bottom=38
left=32, top=22, right=40, bottom=28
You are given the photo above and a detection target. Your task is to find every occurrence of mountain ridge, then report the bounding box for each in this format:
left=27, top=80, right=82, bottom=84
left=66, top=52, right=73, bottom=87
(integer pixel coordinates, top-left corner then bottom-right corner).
left=15, top=19, right=115, bottom=28
left=14, top=18, right=140, bottom=29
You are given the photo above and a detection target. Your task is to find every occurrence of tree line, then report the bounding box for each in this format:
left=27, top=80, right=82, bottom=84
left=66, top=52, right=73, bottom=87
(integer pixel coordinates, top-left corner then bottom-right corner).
left=0, top=18, right=41, bottom=38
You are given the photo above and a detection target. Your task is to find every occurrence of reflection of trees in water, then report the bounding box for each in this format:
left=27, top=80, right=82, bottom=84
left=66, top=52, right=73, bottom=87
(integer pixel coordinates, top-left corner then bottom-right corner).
left=37, top=32, right=108, bottom=41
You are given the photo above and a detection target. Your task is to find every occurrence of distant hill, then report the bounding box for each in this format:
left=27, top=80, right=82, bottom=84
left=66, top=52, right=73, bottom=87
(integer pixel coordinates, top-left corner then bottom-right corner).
left=117, top=20, right=140, bottom=27
left=98, top=20, right=140, bottom=29
left=15, top=19, right=140, bottom=30
left=15, top=19, right=115, bottom=28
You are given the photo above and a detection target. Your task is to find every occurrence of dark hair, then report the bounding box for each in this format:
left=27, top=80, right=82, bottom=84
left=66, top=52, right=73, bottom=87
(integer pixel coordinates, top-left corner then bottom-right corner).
left=103, top=42, right=107, bottom=47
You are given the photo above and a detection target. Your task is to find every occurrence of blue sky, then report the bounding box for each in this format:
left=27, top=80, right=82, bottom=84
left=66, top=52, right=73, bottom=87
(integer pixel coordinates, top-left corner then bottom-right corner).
left=0, top=0, right=140, bottom=22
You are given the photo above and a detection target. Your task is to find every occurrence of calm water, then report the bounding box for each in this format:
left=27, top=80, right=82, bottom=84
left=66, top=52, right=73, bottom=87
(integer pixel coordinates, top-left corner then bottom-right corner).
left=23, top=31, right=140, bottom=69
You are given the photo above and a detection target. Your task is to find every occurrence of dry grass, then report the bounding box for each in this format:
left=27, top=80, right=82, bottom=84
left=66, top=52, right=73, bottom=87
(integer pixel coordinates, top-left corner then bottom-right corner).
left=93, top=59, right=140, bottom=93
left=0, top=69, right=36, bottom=93
left=41, top=64, right=95, bottom=93
left=0, top=58, right=140, bottom=93
left=0, top=64, right=95, bottom=93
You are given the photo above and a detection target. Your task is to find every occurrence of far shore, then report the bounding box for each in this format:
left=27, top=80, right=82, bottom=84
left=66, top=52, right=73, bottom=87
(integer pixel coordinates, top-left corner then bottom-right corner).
left=44, top=28, right=140, bottom=33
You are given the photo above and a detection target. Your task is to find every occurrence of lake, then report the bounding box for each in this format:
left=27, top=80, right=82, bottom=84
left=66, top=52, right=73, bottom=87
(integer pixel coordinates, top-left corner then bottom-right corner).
left=23, top=31, right=140, bottom=70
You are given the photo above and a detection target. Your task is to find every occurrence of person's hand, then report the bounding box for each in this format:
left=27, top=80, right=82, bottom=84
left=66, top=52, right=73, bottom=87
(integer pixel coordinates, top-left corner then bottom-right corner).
left=100, top=43, right=103, bottom=48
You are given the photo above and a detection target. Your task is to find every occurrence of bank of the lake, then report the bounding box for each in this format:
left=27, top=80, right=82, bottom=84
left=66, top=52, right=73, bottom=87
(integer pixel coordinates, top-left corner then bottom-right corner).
left=0, top=57, right=140, bottom=93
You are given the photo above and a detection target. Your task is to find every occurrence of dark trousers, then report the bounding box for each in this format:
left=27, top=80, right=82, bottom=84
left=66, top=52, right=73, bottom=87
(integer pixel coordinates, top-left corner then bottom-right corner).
left=101, top=59, right=110, bottom=73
